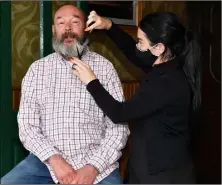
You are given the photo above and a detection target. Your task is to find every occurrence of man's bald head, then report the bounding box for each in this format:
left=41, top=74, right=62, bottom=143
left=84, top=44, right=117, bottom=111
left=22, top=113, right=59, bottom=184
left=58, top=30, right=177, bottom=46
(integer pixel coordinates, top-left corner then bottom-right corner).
left=53, top=5, right=86, bottom=25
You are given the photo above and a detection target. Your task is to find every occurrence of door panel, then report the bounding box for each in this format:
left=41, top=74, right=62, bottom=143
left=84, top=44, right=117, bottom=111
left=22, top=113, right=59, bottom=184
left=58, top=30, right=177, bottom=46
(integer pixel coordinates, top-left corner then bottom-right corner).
left=187, top=1, right=221, bottom=183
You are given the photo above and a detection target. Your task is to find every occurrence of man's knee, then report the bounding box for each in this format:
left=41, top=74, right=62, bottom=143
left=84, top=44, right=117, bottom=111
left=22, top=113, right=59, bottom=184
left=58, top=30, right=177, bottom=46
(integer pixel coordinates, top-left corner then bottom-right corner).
left=1, top=154, right=52, bottom=184
left=1, top=175, right=8, bottom=184
left=1, top=172, right=19, bottom=184
left=98, top=169, right=122, bottom=184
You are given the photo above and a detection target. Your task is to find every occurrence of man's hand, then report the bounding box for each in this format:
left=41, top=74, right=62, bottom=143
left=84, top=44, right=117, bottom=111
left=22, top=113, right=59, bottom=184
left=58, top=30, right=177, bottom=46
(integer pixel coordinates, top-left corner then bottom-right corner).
left=70, top=165, right=98, bottom=184
left=48, top=154, right=76, bottom=184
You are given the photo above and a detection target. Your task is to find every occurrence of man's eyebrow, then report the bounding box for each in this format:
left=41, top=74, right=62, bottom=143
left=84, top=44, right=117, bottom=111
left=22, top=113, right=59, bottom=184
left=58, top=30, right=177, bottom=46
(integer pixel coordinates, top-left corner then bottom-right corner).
left=56, top=16, right=62, bottom=20
left=55, top=14, right=81, bottom=21
left=72, top=14, right=80, bottom=19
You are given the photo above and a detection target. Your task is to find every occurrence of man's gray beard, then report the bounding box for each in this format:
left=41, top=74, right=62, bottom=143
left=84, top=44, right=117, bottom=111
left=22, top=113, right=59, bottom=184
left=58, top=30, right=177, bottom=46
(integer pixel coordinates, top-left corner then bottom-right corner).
left=52, top=35, right=89, bottom=58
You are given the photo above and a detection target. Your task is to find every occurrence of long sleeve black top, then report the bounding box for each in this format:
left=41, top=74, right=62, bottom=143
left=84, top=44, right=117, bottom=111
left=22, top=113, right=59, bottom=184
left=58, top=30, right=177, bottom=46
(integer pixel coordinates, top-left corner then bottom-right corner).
left=86, top=23, right=192, bottom=181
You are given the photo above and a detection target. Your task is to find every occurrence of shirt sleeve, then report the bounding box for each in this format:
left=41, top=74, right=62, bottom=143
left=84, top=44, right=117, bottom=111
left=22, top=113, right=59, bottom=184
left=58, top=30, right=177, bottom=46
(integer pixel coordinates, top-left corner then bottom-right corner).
left=18, top=64, right=60, bottom=162
left=86, top=64, right=130, bottom=173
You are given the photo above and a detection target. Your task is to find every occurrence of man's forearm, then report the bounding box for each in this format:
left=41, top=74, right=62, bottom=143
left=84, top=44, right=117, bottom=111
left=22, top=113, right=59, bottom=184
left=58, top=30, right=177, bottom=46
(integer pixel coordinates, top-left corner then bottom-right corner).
left=18, top=121, right=60, bottom=162
left=20, top=134, right=60, bottom=162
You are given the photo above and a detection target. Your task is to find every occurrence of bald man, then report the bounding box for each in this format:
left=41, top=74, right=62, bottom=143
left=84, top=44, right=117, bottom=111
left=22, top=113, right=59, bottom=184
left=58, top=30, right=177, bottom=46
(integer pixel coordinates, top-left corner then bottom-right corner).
left=1, top=5, right=129, bottom=184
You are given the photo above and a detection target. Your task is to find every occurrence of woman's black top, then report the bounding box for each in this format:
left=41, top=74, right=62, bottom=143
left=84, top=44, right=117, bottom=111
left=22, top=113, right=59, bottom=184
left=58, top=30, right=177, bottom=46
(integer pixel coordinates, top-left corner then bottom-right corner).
left=86, top=23, right=192, bottom=180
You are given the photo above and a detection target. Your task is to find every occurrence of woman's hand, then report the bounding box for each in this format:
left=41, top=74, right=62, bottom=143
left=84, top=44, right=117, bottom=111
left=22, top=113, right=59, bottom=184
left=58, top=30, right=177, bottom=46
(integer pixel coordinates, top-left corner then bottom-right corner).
left=70, top=58, right=97, bottom=85
left=85, top=11, right=112, bottom=32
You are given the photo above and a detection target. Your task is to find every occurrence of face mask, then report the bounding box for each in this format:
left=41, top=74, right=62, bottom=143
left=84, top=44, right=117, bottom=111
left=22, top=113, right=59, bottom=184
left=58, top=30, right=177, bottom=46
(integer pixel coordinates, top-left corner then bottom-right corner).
left=135, top=43, right=158, bottom=67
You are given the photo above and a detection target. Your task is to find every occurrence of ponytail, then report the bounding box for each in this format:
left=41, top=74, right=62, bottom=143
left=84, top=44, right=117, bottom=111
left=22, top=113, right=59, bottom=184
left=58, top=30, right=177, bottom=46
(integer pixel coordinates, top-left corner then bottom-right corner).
left=182, top=31, right=202, bottom=112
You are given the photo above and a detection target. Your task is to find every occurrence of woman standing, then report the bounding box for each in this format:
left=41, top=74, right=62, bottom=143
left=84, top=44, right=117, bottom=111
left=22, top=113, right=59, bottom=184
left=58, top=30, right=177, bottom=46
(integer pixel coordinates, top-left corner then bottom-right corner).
left=72, top=11, right=202, bottom=184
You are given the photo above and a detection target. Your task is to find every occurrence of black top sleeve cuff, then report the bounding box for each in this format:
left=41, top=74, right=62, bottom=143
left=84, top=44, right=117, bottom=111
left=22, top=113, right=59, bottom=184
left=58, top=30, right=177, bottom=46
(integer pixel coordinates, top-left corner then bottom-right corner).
left=86, top=79, right=103, bottom=95
left=106, top=22, right=119, bottom=36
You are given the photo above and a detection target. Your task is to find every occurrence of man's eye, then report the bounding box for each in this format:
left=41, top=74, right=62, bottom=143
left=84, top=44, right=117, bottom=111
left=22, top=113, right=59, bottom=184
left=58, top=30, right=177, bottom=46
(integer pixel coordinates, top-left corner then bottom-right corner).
left=137, top=39, right=142, bottom=44
left=58, top=22, right=64, bottom=25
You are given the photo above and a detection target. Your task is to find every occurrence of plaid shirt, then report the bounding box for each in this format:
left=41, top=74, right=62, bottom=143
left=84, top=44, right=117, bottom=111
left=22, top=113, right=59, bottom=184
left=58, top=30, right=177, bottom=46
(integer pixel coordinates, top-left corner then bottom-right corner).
left=17, top=50, right=130, bottom=184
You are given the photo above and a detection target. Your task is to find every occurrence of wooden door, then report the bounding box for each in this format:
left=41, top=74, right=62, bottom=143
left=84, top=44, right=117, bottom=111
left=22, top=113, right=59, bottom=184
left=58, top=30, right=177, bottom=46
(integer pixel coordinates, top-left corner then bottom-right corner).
left=187, top=1, right=221, bottom=183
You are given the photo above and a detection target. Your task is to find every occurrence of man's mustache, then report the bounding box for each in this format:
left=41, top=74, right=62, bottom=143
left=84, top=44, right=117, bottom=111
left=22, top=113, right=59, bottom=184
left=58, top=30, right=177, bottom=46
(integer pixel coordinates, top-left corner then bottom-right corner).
left=60, top=32, right=80, bottom=42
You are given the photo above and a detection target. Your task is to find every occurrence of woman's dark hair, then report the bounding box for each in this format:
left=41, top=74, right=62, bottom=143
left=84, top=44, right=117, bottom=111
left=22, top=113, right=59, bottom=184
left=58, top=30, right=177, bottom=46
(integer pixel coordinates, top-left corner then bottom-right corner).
left=139, top=12, right=202, bottom=112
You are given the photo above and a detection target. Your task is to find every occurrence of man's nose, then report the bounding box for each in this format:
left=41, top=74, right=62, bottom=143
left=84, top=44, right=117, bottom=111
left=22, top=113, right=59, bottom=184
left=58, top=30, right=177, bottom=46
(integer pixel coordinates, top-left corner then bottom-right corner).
left=64, top=22, right=72, bottom=31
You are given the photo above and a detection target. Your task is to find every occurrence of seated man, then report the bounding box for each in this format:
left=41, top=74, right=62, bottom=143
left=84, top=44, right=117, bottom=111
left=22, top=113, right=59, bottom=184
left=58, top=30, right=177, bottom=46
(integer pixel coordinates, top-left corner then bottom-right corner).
left=1, top=5, right=129, bottom=184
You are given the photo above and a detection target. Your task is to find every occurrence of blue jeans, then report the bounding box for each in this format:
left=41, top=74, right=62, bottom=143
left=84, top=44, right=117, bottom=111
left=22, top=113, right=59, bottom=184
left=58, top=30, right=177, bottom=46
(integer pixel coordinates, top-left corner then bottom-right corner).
left=1, top=154, right=122, bottom=184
